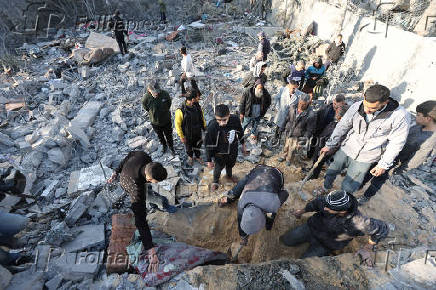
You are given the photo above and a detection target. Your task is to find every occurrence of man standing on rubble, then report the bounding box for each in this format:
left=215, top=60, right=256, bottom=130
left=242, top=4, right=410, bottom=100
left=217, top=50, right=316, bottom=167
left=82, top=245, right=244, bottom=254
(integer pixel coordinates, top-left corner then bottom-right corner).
left=257, top=32, right=271, bottom=61
left=218, top=165, right=289, bottom=246
left=142, top=81, right=175, bottom=155
left=277, top=93, right=316, bottom=166
left=240, top=79, right=271, bottom=142
left=111, top=10, right=129, bottom=55
left=324, top=34, right=346, bottom=70
left=205, top=104, right=247, bottom=191
left=280, top=190, right=388, bottom=264
left=272, top=80, right=304, bottom=146
left=175, top=89, right=207, bottom=166
left=159, top=0, right=167, bottom=23
left=314, top=85, right=410, bottom=196
left=108, top=151, right=168, bottom=273
left=179, top=47, right=200, bottom=95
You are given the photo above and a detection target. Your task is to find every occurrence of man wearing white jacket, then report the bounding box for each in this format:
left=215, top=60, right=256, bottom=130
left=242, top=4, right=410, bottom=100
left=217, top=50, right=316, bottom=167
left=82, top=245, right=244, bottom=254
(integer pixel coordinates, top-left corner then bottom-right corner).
left=179, top=47, right=199, bottom=95
left=314, top=84, right=411, bottom=195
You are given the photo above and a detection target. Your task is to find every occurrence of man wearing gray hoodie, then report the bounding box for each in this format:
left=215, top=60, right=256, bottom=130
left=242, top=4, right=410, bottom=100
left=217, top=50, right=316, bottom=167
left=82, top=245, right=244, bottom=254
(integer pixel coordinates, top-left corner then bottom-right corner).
left=314, top=85, right=411, bottom=195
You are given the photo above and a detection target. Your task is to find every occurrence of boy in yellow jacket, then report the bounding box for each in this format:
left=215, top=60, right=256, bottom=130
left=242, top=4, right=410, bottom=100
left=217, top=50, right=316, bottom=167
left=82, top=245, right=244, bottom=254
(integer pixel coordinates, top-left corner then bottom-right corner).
left=175, top=90, right=206, bottom=166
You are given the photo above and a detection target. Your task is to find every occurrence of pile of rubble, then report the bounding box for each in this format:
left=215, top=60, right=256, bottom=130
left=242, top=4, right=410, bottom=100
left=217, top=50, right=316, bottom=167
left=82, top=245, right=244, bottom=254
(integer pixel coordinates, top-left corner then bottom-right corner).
left=0, top=4, right=435, bottom=290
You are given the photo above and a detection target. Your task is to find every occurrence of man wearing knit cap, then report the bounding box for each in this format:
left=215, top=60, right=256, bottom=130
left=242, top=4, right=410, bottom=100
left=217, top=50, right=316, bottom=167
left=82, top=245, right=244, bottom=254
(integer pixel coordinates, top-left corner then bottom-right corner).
left=280, top=190, right=389, bottom=264
left=257, top=31, right=271, bottom=61
left=218, top=165, right=289, bottom=245
left=239, top=79, right=271, bottom=141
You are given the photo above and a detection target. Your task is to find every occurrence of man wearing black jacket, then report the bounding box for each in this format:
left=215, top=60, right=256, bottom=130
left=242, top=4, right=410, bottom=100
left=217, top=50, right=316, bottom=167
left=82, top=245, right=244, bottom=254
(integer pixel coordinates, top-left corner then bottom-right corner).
left=205, top=104, right=247, bottom=191
left=325, top=34, right=346, bottom=70
left=240, top=79, right=271, bottom=141
left=280, top=190, right=388, bottom=264
left=111, top=10, right=129, bottom=55
left=219, top=165, right=289, bottom=245
left=107, top=151, right=167, bottom=273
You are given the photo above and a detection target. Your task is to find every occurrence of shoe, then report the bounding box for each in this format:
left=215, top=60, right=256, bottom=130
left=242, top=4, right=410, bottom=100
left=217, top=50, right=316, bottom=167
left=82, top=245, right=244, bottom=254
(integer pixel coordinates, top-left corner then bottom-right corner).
left=358, top=196, right=371, bottom=205
left=277, top=157, right=285, bottom=162
left=286, top=161, right=291, bottom=167
left=226, top=175, right=239, bottom=183
left=210, top=183, right=219, bottom=191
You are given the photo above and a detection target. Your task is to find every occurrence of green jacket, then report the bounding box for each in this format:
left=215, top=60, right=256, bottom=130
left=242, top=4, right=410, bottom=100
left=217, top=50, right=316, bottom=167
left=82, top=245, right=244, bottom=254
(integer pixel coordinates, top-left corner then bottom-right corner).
left=159, top=1, right=166, bottom=12
left=142, top=90, right=172, bottom=126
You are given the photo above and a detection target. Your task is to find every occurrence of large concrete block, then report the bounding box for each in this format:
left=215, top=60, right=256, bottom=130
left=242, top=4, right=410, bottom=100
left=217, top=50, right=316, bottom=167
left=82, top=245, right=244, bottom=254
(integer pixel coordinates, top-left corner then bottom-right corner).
left=70, top=101, right=102, bottom=131
left=62, top=224, right=105, bottom=253
left=0, top=264, right=12, bottom=289
left=67, top=165, right=112, bottom=195
left=65, top=191, right=95, bottom=226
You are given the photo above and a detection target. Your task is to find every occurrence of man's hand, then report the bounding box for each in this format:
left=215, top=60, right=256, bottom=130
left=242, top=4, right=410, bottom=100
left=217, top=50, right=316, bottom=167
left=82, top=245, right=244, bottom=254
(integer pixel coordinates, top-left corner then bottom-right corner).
left=242, top=143, right=248, bottom=156
left=218, top=196, right=228, bottom=207
left=180, top=137, right=186, bottom=144
left=240, top=114, right=244, bottom=122
left=107, top=172, right=117, bottom=184
left=370, top=167, right=386, bottom=177
left=292, top=209, right=305, bottom=219
left=147, top=247, right=159, bottom=273
left=355, top=243, right=375, bottom=267
left=320, top=146, right=331, bottom=154
left=207, top=162, right=214, bottom=169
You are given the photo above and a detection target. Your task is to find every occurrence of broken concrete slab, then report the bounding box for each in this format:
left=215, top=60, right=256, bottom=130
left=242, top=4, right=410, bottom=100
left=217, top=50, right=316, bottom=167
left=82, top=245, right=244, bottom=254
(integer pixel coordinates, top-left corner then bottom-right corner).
left=85, top=31, right=120, bottom=53
left=41, top=179, right=60, bottom=199
left=50, top=252, right=102, bottom=281
left=67, top=164, right=112, bottom=195
left=70, top=101, right=102, bottom=131
left=5, top=269, right=45, bottom=290
left=127, top=136, right=148, bottom=149
left=65, top=191, right=95, bottom=226
left=0, top=264, right=12, bottom=289
left=0, top=132, right=15, bottom=147
left=47, top=147, right=69, bottom=166
left=45, top=274, right=63, bottom=290
left=92, top=186, right=125, bottom=212
left=62, top=224, right=105, bottom=253
left=66, top=125, right=90, bottom=148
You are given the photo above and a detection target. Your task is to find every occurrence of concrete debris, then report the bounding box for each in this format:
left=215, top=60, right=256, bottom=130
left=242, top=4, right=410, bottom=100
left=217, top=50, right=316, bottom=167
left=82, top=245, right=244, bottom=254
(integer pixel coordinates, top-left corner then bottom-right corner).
left=62, top=224, right=105, bottom=253
left=67, top=164, right=112, bottom=195
left=4, top=269, right=45, bottom=290
left=65, top=191, right=95, bottom=226
left=45, top=274, right=64, bottom=290
left=0, top=264, right=12, bottom=289
left=70, top=101, right=102, bottom=131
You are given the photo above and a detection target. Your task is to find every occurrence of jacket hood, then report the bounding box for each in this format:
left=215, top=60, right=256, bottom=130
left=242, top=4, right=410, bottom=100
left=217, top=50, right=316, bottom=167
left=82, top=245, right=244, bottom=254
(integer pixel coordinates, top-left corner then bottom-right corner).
left=358, top=97, right=399, bottom=118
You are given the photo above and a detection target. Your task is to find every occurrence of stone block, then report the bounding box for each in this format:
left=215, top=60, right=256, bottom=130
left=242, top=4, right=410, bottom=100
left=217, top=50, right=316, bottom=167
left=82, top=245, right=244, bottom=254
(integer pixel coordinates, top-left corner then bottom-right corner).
left=67, top=165, right=112, bottom=195
left=62, top=224, right=105, bottom=253
left=51, top=252, right=102, bottom=281
left=5, top=269, right=45, bottom=290
left=65, top=191, right=94, bottom=226
left=66, top=125, right=90, bottom=148
left=92, top=186, right=125, bottom=212
left=41, top=179, right=60, bottom=199
left=47, top=147, right=68, bottom=166
left=127, top=136, right=148, bottom=149
left=70, top=101, right=102, bottom=131
left=45, top=274, right=63, bottom=290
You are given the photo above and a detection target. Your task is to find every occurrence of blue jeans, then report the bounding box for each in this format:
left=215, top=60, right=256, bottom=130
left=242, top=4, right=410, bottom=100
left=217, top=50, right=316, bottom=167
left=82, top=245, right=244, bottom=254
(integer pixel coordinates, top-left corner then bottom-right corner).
left=0, top=211, right=28, bottom=265
left=324, top=149, right=372, bottom=194
left=242, top=116, right=261, bottom=136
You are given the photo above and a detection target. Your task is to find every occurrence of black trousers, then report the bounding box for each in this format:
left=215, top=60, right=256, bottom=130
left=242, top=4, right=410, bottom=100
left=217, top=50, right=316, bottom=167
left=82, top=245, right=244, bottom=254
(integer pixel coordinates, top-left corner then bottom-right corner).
left=115, top=33, right=128, bottom=55
left=160, top=12, right=166, bottom=22
left=185, top=134, right=203, bottom=158
left=180, top=75, right=200, bottom=95
left=152, top=123, right=174, bottom=149
left=213, top=154, right=236, bottom=183
left=280, top=223, right=331, bottom=258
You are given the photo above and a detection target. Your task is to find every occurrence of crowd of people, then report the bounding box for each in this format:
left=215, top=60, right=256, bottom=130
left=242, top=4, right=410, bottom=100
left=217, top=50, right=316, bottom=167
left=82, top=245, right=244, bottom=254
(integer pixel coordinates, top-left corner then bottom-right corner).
left=2, top=18, right=435, bottom=275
